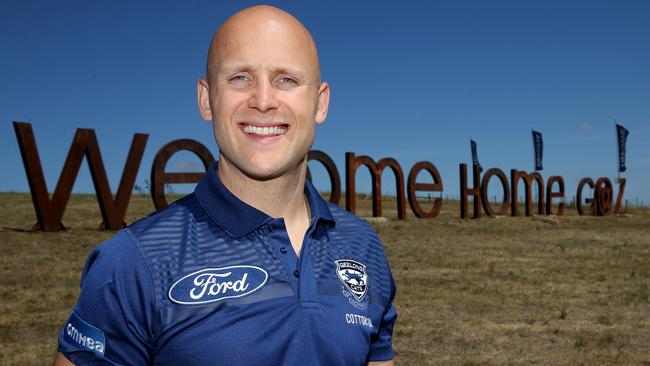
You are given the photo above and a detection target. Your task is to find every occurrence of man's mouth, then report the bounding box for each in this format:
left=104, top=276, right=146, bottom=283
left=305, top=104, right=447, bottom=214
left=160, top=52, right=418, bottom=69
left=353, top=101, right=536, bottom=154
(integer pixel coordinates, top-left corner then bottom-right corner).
left=241, top=124, right=288, bottom=136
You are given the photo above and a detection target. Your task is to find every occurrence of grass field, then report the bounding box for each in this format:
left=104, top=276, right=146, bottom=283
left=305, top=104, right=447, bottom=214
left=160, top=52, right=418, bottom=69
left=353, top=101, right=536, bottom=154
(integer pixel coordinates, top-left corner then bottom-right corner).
left=1, top=192, right=649, bottom=365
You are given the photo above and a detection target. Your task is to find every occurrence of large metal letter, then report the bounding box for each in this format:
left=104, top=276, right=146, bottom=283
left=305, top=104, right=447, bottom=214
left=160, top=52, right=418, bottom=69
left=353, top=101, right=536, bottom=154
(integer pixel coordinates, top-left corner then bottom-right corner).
left=407, top=161, right=443, bottom=219
left=459, top=164, right=481, bottom=219
left=613, top=178, right=626, bottom=215
left=576, top=177, right=595, bottom=216
left=151, top=139, right=215, bottom=209
left=345, top=152, right=406, bottom=219
left=13, top=122, right=148, bottom=231
left=545, top=176, right=565, bottom=216
left=510, top=170, right=545, bottom=216
left=594, top=177, right=613, bottom=216
left=480, top=168, right=510, bottom=216
left=306, top=150, right=341, bottom=204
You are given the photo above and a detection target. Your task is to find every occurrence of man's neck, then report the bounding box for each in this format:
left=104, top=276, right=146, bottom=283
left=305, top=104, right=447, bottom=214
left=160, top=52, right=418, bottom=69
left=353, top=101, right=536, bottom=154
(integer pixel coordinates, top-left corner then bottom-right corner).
left=217, top=158, right=310, bottom=223
left=217, top=158, right=312, bottom=255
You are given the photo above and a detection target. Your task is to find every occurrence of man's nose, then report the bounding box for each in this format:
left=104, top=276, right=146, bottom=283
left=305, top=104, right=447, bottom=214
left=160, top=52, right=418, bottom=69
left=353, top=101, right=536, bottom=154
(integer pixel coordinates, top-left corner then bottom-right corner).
left=247, top=78, right=279, bottom=112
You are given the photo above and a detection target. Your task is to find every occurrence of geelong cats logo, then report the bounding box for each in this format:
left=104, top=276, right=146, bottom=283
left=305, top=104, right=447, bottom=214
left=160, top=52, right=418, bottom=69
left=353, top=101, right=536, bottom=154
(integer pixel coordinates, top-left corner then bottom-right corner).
left=169, top=266, right=268, bottom=305
left=335, top=259, right=368, bottom=302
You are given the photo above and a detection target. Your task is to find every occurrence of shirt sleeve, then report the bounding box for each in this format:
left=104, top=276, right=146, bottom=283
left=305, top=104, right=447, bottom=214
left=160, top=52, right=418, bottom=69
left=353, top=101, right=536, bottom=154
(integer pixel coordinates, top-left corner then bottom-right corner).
left=368, top=271, right=397, bottom=361
left=57, top=229, right=157, bottom=365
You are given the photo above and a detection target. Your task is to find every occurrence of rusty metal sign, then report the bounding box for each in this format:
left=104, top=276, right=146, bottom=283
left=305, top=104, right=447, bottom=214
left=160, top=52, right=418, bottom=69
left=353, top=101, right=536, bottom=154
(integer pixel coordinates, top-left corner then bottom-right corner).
left=13, top=122, right=147, bottom=231
left=407, top=161, right=443, bottom=219
left=12, top=122, right=630, bottom=231
left=510, top=169, right=545, bottom=217
left=594, top=177, right=613, bottom=216
left=480, top=168, right=510, bottom=216
left=459, top=164, right=481, bottom=219
left=613, top=178, right=626, bottom=215
left=345, top=152, right=407, bottom=220
left=306, top=150, right=341, bottom=204
left=545, top=176, right=565, bottom=215
left=150, top=139, right=215, bottom=209
left=461, top=165, right=571, bottom=219
left=576, top=177, right=595, bottom=215
left=576, top=177, right=625, bottom=216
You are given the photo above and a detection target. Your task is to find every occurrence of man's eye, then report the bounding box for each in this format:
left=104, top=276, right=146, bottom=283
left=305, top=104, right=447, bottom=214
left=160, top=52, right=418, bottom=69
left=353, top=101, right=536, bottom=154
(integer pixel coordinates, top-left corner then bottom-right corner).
left=277, top=77, right=298, bottom=87
left=230, top=75, right=248, bottom=82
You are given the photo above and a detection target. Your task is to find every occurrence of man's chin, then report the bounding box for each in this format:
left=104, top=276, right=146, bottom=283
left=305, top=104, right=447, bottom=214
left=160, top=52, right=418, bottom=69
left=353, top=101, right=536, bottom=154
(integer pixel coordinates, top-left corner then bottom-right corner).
left=238, top=159, right=307, bottom=182
left=233, top=164, right=287, bottom=182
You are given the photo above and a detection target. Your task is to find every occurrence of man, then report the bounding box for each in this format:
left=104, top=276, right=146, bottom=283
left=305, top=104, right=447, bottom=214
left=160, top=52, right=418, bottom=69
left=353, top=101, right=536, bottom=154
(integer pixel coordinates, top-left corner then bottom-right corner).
left=54, top=5, right=396, bottom=365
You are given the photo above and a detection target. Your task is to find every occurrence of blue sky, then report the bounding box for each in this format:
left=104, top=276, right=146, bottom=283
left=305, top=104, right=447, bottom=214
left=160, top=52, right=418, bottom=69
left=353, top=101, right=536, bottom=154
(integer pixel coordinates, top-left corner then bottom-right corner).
left=1, top=0, right=649, bottom=207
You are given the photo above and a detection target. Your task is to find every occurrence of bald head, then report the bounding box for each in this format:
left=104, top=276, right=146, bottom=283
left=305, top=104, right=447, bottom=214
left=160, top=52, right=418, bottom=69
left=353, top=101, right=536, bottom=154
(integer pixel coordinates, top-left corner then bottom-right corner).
left=206, top=5, right=321, bottom=84
left=196, top=5, right=331, bottom=183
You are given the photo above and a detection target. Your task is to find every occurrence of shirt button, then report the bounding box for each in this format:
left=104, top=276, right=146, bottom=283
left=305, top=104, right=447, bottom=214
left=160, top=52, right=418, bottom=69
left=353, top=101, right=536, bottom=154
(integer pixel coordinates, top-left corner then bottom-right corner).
left=280, top=247, right=288, bottom=254
left=293, top=270, right=300, bottom=278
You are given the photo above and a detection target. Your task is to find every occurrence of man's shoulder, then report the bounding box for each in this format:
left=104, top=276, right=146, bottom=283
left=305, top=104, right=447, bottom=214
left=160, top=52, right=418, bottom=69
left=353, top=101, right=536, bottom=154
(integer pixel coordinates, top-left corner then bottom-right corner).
left=324, top=202, right=385, bottom=254
left=123, top=192, right=229, bottom=272
left=80, top=194, right=203, bottom=272
left=86, top=229, right=140, bottom=271
left=127, top=193, right=208, bottom=239
left=326, top=202, right=379, bottom=236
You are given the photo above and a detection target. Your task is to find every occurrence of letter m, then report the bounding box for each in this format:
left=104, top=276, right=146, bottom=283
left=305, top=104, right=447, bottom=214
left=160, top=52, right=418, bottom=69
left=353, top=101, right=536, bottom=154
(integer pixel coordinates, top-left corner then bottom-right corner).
left=510, top=169, right=545, bottom=216
left=345, top=152, right=406, bottom=219
left=13, top=122, right=148, bottom=231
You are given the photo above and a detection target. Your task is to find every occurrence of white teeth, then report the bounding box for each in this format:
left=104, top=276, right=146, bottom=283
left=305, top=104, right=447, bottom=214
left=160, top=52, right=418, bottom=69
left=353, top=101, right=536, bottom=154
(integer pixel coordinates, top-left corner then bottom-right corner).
left=243, top=125, right=287, bottom=136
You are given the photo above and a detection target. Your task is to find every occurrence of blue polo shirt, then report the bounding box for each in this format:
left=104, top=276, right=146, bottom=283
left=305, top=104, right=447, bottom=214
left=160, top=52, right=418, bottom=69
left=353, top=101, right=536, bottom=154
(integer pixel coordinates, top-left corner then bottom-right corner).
left=58, top=164, right=397, bottom=365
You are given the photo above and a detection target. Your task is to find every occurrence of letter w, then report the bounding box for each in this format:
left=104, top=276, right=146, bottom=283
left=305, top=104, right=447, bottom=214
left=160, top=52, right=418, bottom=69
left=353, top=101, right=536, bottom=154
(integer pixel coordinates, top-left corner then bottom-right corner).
left=13, top=122, right=148, bottom=231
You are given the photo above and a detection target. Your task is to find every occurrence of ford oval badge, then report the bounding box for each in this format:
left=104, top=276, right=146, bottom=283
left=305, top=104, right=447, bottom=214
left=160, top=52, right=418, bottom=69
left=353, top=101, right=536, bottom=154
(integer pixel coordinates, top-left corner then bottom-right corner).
left=169, top=265, right=269, bottom=305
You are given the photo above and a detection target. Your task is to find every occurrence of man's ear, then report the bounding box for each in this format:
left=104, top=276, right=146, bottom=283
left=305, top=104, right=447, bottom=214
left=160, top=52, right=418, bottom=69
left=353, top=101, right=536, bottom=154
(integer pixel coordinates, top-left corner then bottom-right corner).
left=197, top=78, right=213, bottom=121
left=315, top=82, right=330, bottom=124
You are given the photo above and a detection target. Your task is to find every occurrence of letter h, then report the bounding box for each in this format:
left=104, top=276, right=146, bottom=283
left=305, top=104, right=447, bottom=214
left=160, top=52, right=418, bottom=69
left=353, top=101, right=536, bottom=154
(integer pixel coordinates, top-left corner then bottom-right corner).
left=459, top=163, right=481, bottom=219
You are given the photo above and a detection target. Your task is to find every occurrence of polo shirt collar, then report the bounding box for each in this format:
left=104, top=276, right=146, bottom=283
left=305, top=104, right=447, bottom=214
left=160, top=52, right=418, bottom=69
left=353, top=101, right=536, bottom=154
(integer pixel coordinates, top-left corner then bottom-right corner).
left=195, top=162, right=335, bottom=238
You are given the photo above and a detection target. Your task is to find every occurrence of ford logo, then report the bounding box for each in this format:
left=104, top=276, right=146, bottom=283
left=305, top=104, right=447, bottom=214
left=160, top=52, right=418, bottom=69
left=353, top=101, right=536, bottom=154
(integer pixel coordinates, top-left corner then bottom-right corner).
left=168, top=265, right=269, bottom=305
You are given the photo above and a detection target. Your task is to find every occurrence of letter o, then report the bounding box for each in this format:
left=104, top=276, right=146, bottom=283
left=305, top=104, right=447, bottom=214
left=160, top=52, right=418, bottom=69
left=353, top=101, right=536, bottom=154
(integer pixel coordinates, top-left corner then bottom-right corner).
left=306, top=150, right=341, bottom=204
left=480, top=168, right=510, bottom=216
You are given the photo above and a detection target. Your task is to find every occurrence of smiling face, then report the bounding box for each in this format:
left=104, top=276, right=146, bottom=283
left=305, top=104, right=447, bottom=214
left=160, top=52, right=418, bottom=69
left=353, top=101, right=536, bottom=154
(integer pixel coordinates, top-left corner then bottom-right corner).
left=198, top=6, right=330, bottom=181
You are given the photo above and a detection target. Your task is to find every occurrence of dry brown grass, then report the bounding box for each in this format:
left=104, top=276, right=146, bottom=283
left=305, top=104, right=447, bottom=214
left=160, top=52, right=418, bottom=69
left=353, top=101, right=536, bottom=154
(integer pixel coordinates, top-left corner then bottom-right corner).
left=1, top=192, right=649, bottom=365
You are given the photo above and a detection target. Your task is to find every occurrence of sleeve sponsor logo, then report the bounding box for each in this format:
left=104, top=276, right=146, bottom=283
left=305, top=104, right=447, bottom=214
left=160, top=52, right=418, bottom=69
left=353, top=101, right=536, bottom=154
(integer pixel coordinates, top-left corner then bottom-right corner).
left=168, top=265, right=268, bottom=305
left=63, top=311, right=106, bottom=357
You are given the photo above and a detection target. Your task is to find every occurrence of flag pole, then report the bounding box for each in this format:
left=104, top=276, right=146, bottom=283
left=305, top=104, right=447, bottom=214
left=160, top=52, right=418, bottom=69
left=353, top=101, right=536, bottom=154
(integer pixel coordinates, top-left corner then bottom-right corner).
left=530, top=125, right=534, bottom=171
left=614, top=119, right=620, bottom=183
